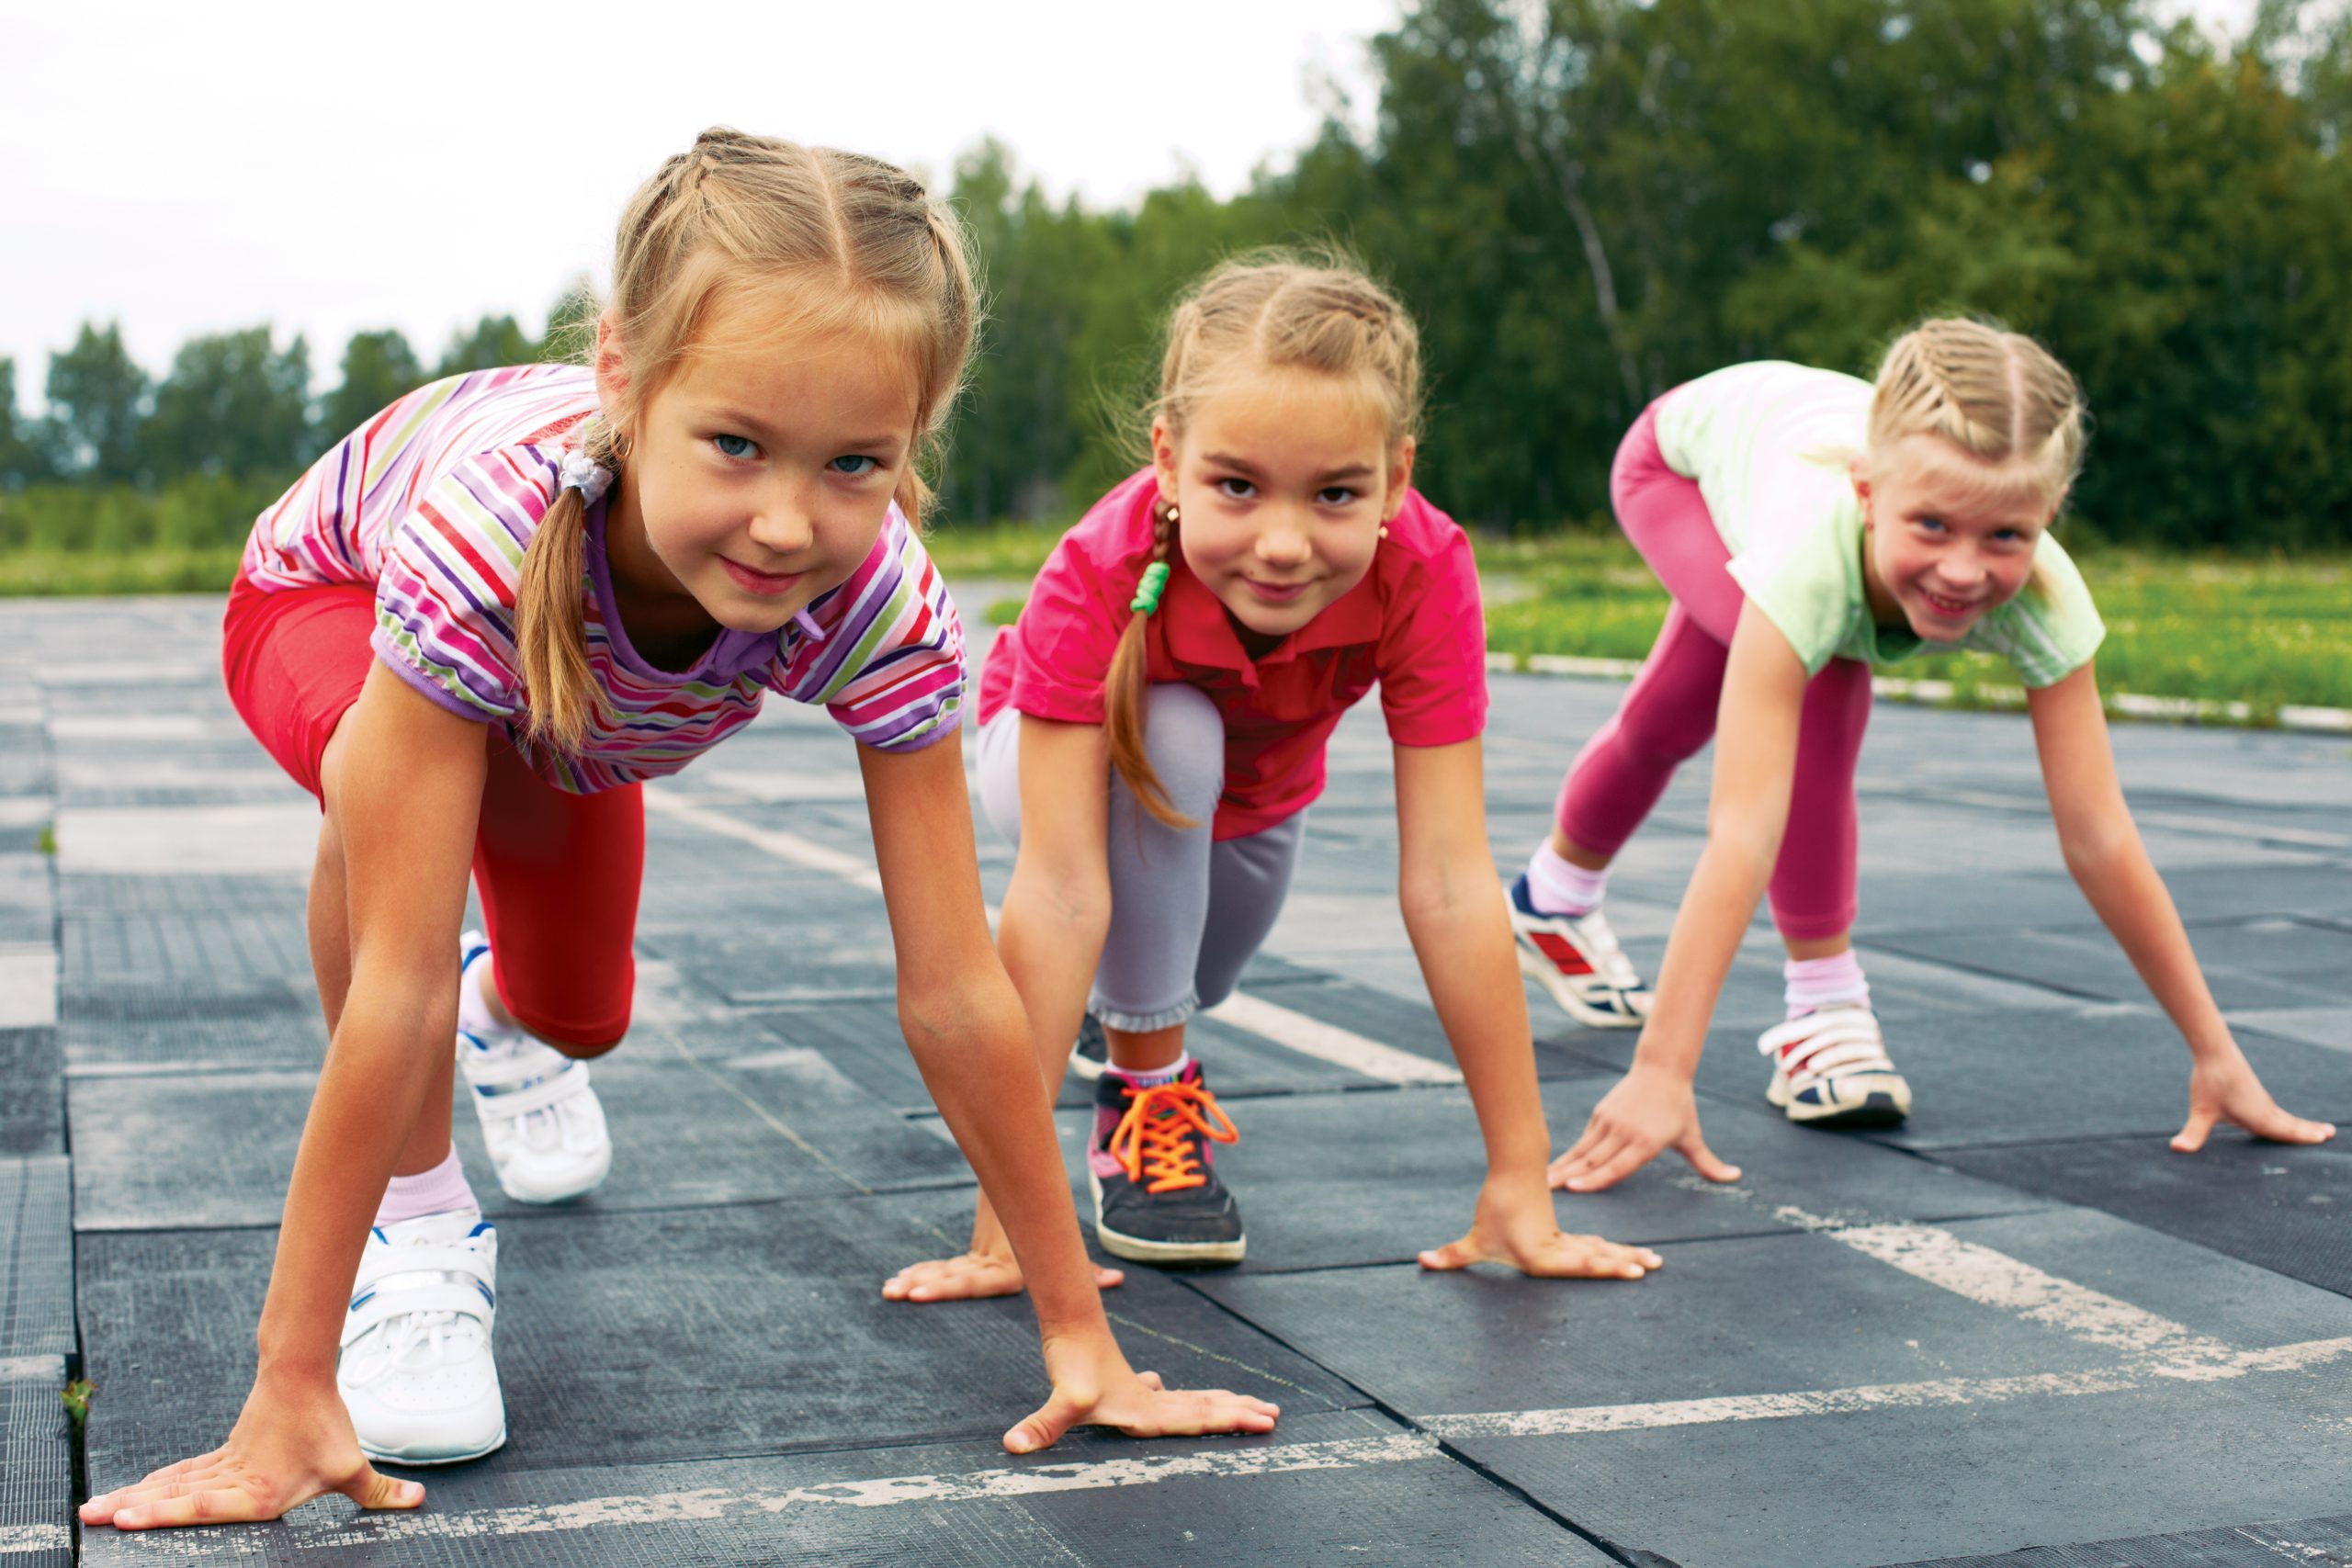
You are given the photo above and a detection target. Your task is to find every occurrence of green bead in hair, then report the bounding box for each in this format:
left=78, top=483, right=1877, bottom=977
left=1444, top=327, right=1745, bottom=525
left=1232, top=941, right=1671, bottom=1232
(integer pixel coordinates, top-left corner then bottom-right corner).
left=1130, top=560, right=1171, bottom=615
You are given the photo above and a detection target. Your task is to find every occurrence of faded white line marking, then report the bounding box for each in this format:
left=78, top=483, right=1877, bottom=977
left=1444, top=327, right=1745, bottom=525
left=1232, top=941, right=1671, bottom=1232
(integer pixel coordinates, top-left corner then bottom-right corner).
left=0, top=946, right=57, bottom=1029
left=642, top=786, right=881, bottom=892
left=1206, top=992, right=1462, bottom=1087
left=1423, top=1336, right=2352, bottom=1439
left=0, top=1354, right=63, bottom=1383
left=117, top=1435, right=1441, bottom=1555
left=646, top=785, right=1456, bottom=1086
left=0, top=1524, right=69, bottom=1556
left=1823, top=1218, right=2241, bottom=1369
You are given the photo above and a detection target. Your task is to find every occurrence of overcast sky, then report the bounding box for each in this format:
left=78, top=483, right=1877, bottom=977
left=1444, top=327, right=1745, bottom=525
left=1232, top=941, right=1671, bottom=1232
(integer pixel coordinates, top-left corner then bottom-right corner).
left=0, top=0, right=2260, bottom=412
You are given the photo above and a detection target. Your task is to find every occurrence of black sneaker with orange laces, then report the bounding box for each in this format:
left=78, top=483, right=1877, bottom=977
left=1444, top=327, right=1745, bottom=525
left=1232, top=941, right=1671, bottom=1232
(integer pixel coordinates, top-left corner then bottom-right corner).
left=1087, top=1061, right=1245, bottom=1265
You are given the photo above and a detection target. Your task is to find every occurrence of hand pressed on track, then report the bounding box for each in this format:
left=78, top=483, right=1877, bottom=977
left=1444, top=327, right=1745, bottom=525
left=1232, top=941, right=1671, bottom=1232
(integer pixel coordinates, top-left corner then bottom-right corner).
left=883, top=1248, right=1124, bottom=1303
left=79, top=1381, right=422, bottom=1531
left=1548, top=1063, right=1740, bottom=1194
left=2173, top=1043, right=2335, bottom=1154
left=1001, top=1336, right=1281, bottom=1454
left=1418, top=1176, right=1662, bottom=1278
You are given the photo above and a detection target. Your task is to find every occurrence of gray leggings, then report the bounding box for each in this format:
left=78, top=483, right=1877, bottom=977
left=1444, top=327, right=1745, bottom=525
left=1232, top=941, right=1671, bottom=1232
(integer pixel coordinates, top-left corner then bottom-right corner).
left=976, top=684, right=1306, bottom=1032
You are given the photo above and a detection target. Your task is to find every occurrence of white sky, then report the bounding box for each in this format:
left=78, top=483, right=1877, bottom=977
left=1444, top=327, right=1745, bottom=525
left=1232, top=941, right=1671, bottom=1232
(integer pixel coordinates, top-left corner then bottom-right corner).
left=0, top=0, right=2263, bottom=412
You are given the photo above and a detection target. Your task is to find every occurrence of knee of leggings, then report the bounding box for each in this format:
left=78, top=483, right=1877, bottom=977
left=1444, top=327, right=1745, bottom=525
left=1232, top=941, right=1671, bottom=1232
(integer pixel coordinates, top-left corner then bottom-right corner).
left=1615, top=704, right=1714, bottom=769
left=1134, top=684, right=1224, bottom=819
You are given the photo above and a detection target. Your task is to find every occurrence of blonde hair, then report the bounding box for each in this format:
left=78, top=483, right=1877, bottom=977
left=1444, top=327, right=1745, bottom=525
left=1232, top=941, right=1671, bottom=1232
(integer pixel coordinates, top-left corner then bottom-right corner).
left=519, top=128, right=978, bottom=751
left=1867, top=319, right=2086, bottom=495
left=1108, top=251, right=1423, bottom=827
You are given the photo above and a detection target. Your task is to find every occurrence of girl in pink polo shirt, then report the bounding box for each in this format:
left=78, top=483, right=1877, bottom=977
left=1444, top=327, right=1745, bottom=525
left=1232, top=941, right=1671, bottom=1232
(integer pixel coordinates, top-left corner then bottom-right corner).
left=885, top=254, right=1660, bottom=1294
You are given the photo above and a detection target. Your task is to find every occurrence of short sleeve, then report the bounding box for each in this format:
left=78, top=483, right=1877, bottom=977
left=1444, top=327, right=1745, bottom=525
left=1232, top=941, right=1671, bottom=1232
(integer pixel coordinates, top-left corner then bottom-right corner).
left=1377, top=519, right=1490, bottom=747
left=811, top=516, right=968, bottom=752
left=1973, top=534, right=2107, bottom=687
left=999, top=535, right=1130, bottom=727
left=369, top=452, right=537, bottom=722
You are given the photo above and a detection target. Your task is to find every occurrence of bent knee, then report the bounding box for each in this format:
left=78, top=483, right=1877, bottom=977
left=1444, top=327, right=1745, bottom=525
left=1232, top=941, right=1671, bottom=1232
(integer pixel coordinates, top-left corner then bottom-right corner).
left=539, top=1015, right=628, bottom=1059
left=1136, top=683, right=1225, bottom=817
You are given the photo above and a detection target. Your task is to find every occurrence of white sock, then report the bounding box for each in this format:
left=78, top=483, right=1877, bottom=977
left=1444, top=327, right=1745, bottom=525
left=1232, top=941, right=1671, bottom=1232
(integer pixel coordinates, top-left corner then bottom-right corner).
left=1526, top=840, right=1608, bottom=918
left=458, top=948, right=511, bottom=1040
left=1108, top=1052, right=1191, bottom=1089
left=374, top=1147, right=480, bottom=1227
left=1784, top=953, right=1871, bottom=1020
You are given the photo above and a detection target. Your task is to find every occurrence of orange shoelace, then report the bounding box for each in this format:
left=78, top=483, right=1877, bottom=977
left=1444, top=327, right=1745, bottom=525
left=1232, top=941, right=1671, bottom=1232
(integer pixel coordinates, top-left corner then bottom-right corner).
left=1107, top=1079, right=1240, bottom=1194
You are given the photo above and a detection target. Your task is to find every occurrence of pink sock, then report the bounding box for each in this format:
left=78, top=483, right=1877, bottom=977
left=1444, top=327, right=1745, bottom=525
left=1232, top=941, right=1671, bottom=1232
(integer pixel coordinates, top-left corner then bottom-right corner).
left=1784, top=952, right=1871, bottom=1020
left=374, top=1147, right=479, bottom=1227
left=1526, top=841, right=1608, bottom=918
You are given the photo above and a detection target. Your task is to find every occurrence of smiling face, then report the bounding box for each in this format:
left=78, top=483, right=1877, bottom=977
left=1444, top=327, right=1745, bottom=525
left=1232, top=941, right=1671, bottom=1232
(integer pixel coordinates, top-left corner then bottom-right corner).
left=1853, top=434, right=2063, bottom=642
left=597, top=300, right=919, bottom=655
left=1152, top=362, right=1414, bottom=646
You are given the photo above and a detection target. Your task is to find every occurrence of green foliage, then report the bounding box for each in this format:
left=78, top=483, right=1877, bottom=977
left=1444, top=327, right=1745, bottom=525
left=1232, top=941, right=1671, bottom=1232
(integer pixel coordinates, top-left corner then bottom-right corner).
left=42, top=321, right=149, bottom=483
left=36, top=823, right=56, bottom=857
left=60, top=1378, right=92, bottom=1431
left=0, top=358, right=51, bottom=488
left=435, top=315, right=537, bottom=380
left=321, top=330, right=426, bottom=443
left=144, top=327, right=315, bottom=481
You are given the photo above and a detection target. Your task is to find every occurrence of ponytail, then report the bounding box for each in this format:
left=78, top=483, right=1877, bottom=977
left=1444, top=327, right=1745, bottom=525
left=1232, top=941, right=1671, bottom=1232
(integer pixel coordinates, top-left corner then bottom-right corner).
left=1103, top=500, right=1194, bottom=829
left=517, top=423, right=621, bottom=753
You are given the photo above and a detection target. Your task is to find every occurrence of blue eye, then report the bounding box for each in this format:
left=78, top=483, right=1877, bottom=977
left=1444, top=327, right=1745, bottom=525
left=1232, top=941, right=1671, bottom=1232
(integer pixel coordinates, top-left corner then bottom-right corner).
left=713, top=434, right=757, bottom=460
left=829, top=455, right=879, bottom=477
left=1917, top=516, right=1947, bottom=533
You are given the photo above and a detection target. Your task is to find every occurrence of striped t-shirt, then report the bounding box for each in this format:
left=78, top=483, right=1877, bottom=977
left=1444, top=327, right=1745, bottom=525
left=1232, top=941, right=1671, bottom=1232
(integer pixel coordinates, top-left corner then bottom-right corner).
left=240, top=365, right=965, bottom=792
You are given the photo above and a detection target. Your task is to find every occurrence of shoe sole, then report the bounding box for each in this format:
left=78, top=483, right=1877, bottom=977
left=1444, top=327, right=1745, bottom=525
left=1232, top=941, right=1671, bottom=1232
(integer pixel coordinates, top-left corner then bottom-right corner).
left=1089, top=1171, right=1246, bottom=1266
left=359, top=1426, right=508, bottom=1467
left=1068, top=1052, right=1107, bottom=1082
left=1514, top=943, right=1645, bottom=1029
left=1768, top=1077, right=1911, bottom=1129
left=494, top=1145, right=614, bottom=1205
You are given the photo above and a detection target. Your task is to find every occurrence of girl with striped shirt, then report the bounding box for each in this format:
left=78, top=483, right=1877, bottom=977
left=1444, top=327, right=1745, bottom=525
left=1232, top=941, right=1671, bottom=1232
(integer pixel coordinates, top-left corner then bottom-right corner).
left=82, top=130, right=1276, bottom=1536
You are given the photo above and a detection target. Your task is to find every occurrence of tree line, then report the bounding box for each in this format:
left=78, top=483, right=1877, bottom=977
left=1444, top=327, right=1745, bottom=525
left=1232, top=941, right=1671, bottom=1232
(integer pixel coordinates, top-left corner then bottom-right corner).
left=6, top=0, right=2348, bottom=554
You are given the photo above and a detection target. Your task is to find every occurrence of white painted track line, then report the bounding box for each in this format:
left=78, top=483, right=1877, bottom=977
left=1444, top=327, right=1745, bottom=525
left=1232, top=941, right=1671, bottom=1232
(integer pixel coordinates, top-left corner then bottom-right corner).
left=642, top=782, right=1461, bottom=1086
left=1206, top=991, right=1462, bottom=1086
left=115, top=1436, right=1443, bottom=1556
left=0, top=1525, right=69, bottom=1558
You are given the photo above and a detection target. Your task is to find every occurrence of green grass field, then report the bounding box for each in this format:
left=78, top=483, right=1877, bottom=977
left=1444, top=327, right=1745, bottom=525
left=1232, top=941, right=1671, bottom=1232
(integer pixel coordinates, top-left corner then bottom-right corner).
left=933, top=524, right=2352, bottom=720
left=7, top=525, right=2346, bottom=718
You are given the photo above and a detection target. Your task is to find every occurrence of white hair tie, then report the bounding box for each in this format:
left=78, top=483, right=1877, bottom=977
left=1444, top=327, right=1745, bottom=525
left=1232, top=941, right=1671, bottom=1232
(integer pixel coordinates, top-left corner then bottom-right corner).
left=557, top=451, right=613, bottom=508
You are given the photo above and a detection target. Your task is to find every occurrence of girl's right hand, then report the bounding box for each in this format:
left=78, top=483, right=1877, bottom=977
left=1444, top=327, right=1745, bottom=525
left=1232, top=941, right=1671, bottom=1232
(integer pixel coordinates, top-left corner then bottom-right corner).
left=79, top=1377, right=422, bottom=1531
left=884, top=1247, right=1125, bottom=1303
left=1002, top=1334, right=1282, bottom=1453
left=1550, top=1062, right=1741, bottom=1193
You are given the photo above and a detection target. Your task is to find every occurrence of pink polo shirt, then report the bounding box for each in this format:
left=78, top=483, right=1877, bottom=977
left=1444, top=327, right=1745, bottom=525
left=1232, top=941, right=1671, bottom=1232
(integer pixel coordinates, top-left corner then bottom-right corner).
left=978, top=468, right=1489, bottom=840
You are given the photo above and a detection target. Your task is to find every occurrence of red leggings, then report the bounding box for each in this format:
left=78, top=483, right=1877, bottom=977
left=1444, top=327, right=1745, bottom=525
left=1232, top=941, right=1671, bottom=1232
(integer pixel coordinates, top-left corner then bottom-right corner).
left=221, top=576, right=641, bottom=1048
left=1554, top=400, right=1871, bottom=942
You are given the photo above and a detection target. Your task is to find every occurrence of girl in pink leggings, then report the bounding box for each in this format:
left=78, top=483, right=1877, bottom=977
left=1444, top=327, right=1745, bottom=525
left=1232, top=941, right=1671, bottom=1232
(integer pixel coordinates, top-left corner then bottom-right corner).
left=1509, top=321, right=2335, bottom=1192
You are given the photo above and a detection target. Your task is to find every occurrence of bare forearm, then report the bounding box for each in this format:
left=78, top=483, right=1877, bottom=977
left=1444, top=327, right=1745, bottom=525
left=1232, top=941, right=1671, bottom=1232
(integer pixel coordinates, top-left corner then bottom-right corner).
left=2068, top=840, right=2231, bottom=1056
left=256, top=981, right=450, bottom=1380
left=899, top=974, right=1110, bottom=1337
left=1631, top=838, right=1773, bottom=1080
left=997, top=881, right=1110, bottom=1095
left=1402, top=893, right=1551, bottom=1180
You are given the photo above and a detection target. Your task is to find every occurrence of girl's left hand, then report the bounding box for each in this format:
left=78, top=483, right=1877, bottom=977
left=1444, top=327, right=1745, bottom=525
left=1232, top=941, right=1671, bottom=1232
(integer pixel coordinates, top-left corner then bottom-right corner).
left=2173, top=1042, right=2335, bottom=1153
left=1002, top=1336, right=1283, bottom=1453
left=1416, top=1181, right=1662, bottom=1279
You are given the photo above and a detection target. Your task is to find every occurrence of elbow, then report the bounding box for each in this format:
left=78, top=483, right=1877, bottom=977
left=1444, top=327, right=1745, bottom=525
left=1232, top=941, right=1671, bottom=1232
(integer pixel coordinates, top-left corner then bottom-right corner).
left=2059, top=820, right=2140, bottom=883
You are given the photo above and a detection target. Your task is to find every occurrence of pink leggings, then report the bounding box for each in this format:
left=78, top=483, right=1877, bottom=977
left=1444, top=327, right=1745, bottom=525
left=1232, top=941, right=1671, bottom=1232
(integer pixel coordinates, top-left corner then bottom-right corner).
left=1555, top=400, right=1870, bottom=942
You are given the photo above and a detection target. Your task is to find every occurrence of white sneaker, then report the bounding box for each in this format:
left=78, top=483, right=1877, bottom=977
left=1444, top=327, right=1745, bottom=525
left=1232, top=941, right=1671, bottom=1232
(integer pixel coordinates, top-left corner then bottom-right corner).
left=1508, top=874, right=1652, bottom=1028
left=1758, top=1005, right=1911, bottom=1128
left=458, top=935, right=612, bottom=1204
left=338, top=1211, right=505, bottom=1465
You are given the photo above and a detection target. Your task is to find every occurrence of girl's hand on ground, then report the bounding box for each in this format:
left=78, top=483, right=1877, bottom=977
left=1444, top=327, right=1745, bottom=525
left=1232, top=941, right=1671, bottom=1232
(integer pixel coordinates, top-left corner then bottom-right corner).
left=1002, top=1337, right=1282, bottom=1453
left=1419, top=1222, right=1662, bottom=1279
left=2173, top=1045, right=2336, bottom=1153
left=1549, top=1064, right=1740, bottom=1193
left=882, top=1249, right=1123, bottom=1303
left=78, top=1382, right=421, bottom=1531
